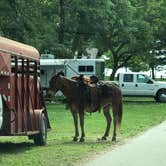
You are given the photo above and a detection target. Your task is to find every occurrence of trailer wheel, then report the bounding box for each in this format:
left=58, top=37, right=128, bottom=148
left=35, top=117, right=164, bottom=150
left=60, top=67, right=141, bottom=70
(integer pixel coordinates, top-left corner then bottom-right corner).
left=34, top=113, right=47, bottom=146
left=156, top=89, right=166, bottom=102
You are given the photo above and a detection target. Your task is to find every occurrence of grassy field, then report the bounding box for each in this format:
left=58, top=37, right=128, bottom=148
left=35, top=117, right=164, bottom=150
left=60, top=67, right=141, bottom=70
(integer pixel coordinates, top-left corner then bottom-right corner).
left=0, top=98, right=166, bottom=166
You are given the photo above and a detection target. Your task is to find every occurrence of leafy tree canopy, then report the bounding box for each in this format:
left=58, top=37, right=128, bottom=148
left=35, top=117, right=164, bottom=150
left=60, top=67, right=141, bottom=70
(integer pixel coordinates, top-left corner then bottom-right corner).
left=0, top=0, right=166, bottom=79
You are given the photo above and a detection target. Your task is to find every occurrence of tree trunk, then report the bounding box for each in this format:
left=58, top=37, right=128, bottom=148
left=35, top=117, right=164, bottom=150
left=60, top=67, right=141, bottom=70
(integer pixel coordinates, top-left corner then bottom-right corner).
left=151, top=66, right=155, bottom=79
left=71, top=12, right=83, bottom=54
left=59, top=0, right=65, bottom=44
left=110, top=68, right=117, bottom=81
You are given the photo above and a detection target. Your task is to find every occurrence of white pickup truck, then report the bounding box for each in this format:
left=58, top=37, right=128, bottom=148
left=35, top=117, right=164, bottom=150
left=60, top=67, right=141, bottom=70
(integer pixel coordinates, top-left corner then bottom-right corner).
left=114, top=72, right=166, bottom=102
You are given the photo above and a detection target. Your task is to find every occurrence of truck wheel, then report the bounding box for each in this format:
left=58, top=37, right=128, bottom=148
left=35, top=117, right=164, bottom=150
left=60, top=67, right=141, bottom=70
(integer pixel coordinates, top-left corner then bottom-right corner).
left=34, top=113, right=47, bottom=145
left=156, top=90, right=166, bottom=102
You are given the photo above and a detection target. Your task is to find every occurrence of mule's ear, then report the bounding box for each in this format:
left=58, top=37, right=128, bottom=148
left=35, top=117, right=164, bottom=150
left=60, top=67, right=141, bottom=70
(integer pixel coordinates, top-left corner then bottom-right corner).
left=51, top=70, right=57, bottom=77
left=57, top=71, right=65, bottom=76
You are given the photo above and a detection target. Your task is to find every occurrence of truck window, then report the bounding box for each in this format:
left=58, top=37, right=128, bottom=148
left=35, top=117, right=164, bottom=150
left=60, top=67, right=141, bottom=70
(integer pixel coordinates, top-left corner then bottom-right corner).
left=123, top=74, right=133, bottom=82
left=137, top=74, right=148, bottom=83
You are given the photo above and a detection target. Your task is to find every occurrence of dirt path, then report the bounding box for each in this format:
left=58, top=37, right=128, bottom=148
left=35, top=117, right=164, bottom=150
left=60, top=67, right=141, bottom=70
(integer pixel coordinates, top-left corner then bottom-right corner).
left=84, top=120, right=166, bottom=166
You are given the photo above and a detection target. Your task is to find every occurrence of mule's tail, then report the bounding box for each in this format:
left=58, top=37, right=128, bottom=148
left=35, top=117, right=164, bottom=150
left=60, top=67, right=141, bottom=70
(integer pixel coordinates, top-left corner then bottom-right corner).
left=117, top=100, right=123, bottom=128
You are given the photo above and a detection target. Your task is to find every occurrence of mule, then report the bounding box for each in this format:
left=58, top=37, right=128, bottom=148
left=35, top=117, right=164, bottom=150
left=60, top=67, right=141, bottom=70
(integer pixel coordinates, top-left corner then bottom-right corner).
left=48, top=72, right=123, bottom=142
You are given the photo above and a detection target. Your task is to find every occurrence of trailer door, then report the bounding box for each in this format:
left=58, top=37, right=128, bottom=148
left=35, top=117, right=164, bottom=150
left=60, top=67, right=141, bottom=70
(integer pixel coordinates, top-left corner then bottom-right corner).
left=95, top=61, right=105, bottom=80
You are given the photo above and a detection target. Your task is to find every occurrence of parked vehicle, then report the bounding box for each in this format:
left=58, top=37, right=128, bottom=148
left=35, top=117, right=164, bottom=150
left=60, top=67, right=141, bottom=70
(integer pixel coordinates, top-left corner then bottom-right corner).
left=64, top=59, right=105, bottom=80
left=40, top=58, right=105, bottom=91
left=0, top=36, right=50, bottom=145
left=115, top=72, right=166, bottom=102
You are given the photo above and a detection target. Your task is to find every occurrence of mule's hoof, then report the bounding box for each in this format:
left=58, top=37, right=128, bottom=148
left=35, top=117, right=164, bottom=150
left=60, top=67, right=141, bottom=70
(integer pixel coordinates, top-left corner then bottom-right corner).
left=97, top=138, right=101, bottom=141
left=73, top=137, right=78, bottom=142
left=101, top=136, right=107, bottom=141
left=112, top=137, right=116, bottom=142
left=79, top=137, right=85, bottom=142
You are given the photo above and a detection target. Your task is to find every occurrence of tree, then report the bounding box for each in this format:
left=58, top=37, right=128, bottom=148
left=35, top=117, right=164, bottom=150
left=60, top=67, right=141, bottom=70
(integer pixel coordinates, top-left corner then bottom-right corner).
left=94, top=0, right=154, bottom=80
left=0, top=0, right=58, bottom=53
left=1, top=0, right=165, bottom=65
left=138, top=0, right=166, bottom=78
left=52, top=0, right=110, bottom=57
left=128, top=56, right=149, bottom=72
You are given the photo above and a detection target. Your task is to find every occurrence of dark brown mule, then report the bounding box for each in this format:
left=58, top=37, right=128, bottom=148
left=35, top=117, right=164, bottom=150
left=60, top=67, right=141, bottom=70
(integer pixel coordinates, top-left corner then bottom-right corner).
left=48, top=72, right=123, bottom=142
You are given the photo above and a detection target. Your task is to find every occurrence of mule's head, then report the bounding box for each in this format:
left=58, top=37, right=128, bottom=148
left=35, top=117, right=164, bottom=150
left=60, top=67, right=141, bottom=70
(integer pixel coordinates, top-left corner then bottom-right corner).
left=47, top=71, right=64, bottom=97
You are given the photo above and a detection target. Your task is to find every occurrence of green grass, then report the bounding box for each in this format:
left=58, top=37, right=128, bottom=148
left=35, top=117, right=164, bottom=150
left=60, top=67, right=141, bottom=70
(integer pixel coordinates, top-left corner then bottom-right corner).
left=1, top=98, right=166, bottom=166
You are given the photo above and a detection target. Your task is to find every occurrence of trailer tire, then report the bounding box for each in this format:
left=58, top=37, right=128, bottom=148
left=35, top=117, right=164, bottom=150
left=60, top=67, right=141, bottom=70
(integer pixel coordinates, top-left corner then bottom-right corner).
left=156, top=89, right=166, bottom=102
left=34, top=113, right=47, bottom=146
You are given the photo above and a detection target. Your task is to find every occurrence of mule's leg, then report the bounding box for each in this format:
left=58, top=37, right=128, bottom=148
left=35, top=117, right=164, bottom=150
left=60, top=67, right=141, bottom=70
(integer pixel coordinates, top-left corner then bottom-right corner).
left=102, top=106, right=112, bottom=140
left=79, top=111, right=85, bottom=142
left=71, top=111, right=79, bottom=141
left=112, top=106, right=118, bottom=142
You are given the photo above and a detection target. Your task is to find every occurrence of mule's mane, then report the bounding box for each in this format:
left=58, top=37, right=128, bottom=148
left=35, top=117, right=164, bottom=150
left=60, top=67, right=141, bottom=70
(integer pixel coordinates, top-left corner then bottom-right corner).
left=55, top=74, right=79, bottom=97
left=51, top=71, right=65, bottom=81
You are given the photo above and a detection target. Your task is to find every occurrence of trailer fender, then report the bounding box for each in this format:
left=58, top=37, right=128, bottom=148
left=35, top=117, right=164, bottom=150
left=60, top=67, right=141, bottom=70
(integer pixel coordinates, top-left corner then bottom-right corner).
left=33, top=109, right=50, bottom=130
left=32, top=109, right=48, bottom=145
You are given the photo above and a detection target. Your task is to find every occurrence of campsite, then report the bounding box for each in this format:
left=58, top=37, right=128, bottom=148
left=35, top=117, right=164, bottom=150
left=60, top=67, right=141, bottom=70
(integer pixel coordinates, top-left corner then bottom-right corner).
left=1, top=1, right=166, bottom=166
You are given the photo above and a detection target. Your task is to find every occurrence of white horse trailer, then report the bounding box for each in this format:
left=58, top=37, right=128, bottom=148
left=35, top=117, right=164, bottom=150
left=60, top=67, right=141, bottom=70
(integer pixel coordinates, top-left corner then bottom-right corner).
left=40, top=58, right=105, bottom=90
left=64, top=59, right=105, bottom=80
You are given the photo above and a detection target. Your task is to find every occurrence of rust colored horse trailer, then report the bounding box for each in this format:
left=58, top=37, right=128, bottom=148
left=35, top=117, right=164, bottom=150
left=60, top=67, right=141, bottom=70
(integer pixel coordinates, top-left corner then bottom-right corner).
left=0, top=36, right=50, bottom=145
